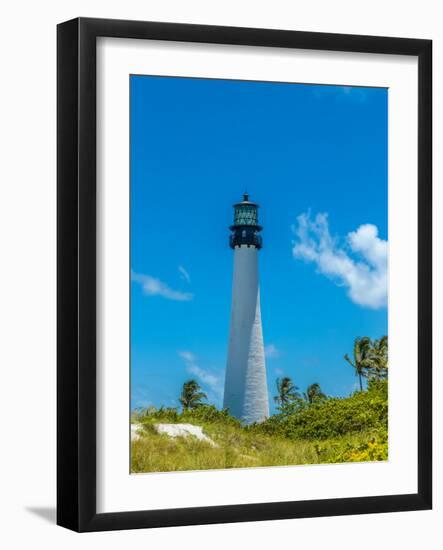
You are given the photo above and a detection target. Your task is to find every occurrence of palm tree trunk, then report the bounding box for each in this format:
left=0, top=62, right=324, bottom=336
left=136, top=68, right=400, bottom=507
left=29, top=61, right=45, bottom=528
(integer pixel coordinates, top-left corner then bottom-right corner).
left=358, top=373, right=363, bottom=391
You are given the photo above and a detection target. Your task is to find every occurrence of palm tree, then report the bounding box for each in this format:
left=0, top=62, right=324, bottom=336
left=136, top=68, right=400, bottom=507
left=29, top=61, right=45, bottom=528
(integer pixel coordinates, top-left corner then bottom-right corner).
left=369, top=335, right=388, bottom=380
left=344, top=336, right=372, bottom=391
left=179, top=379, right=207, bottom=411
left=304, top=382, right=326, bottom=404
left=274, top=377, right=300, bottom=407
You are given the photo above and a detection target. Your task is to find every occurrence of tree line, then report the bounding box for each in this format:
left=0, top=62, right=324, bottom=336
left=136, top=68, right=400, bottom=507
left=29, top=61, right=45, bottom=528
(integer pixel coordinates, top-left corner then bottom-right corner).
left=275, top=335, right=388, bottom=408
left=178, top=335, right=388, bottom=413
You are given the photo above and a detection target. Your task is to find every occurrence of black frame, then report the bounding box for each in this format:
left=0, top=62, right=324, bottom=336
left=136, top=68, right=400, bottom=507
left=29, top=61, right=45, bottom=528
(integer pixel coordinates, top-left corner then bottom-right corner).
left=57, top=17, right=432, bottom=532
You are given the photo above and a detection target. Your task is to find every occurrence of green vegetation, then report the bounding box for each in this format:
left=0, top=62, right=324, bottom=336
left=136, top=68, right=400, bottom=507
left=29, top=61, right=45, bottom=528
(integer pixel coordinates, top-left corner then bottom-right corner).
left=344, top=336, right=388, bottom=390
left=131, top=336, right=388, bottom=473
left=256, top=379, right=387, bottom=439
left=304, top=382, right=327, bottom=404
left=178, top=379, right=207, bottom=411
left=274, top=376, right=301, bottom=407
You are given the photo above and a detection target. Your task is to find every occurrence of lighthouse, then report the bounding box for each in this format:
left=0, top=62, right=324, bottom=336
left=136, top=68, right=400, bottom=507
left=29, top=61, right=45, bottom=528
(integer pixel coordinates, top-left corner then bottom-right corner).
left=223, top=193, right=269, bottom=424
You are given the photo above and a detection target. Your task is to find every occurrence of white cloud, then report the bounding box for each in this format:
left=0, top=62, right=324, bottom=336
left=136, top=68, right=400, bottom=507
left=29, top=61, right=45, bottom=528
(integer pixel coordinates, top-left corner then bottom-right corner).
left=178, top=351, right=223, bottom=401
left=178, top=265, right=191, bottom=284
left=265, top=344, right=280, bottom=359
left=187, top=364, right=220, bottom=390
left=178, top=350, right=196, bottom=363
left=292, top=212, right=387, bottom=309
left=131, top=270, right=193, bottom=301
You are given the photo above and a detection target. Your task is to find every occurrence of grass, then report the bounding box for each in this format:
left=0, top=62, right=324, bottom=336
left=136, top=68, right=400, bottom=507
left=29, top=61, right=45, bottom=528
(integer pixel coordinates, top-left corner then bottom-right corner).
left=131, top=381, right=388, bottom=473
left=131, top=420, right=386, bottom=473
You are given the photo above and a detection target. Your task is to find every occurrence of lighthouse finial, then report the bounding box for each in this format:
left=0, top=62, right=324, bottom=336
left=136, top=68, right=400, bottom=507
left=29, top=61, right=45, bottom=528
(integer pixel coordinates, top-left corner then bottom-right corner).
left=243, top=190, right=249, bottom=202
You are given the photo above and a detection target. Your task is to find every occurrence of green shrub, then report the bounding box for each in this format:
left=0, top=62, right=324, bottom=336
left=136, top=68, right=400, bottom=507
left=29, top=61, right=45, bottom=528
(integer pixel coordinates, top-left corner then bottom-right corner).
left=315, top=427, right=388, bottom=463
left=253, top=380, right=388, bottom=440
left=135, top=403, right=242, bottom=428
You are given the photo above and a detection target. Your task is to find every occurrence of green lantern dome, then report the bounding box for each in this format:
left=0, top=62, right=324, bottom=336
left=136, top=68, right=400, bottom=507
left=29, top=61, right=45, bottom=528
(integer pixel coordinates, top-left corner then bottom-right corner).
left=229, top=192, right=263, bottom=249
left=233, top=192, right=260, bottom=226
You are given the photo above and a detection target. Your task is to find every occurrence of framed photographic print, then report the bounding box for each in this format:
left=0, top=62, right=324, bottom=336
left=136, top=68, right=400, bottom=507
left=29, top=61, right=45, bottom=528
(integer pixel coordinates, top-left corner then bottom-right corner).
left=57, top=17, right=432, bottom=532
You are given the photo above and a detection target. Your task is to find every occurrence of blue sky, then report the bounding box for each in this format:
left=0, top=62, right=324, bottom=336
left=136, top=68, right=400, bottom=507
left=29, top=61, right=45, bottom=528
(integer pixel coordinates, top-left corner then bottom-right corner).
left=130, top=75, right=388, bottom=413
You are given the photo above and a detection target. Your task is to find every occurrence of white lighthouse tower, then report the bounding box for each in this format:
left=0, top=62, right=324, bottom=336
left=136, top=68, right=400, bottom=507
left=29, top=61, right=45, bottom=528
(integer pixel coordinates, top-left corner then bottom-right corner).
left=223, top=193, right=269, bottom=424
